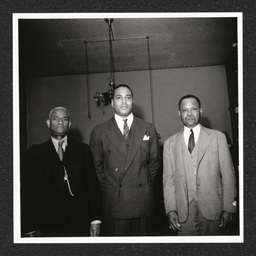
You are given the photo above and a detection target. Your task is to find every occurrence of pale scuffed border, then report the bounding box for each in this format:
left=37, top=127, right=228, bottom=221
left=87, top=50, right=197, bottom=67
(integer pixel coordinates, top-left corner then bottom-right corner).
left=13, top=12, right=243, bottom=243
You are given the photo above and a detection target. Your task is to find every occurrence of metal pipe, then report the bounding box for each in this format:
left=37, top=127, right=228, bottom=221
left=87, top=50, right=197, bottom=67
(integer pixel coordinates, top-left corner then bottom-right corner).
left=146, top=36, right=155, bottom=125
left=84, top=41, right=91, bottom=120
left=84, top=35, right=147, bottom=44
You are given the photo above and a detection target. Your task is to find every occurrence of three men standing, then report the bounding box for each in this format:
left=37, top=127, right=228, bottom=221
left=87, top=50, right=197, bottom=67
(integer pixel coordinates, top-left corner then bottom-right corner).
left=21, top=93, right=238, bottom=237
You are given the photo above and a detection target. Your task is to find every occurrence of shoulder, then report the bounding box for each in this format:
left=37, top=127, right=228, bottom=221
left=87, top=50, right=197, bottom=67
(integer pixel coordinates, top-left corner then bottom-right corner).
left=133, top=116, right=155, bottom=129
left=27, top=140, right=50, bottom=152
left=91, top=118, right=114, bottom=132
left=201, top=126, right=225, bottom=139
left=68, top=136, right=90, bottom=150
left=26, top=140, right=51, bottom=160
left=67, top=136, right=94, bottom=158
left=164, top=130, right=182, bottom=146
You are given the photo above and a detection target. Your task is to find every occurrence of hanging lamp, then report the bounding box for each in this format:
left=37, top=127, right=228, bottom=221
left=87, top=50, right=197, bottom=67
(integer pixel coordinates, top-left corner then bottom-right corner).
left=92, top=18, right=115, bottom=110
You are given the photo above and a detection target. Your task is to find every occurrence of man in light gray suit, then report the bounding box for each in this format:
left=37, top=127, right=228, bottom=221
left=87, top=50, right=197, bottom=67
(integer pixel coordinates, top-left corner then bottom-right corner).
left=163, top=95, right=237, bottom=235
left=90, top=84, right=161, bottom=236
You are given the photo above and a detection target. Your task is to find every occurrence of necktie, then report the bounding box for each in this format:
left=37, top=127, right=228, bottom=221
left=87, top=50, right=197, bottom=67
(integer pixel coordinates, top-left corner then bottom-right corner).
left=188, top=129, right=195, bottom=153
left=123, top=119, right=129, bottom=140
left=58, top=141, right=64, bottom=161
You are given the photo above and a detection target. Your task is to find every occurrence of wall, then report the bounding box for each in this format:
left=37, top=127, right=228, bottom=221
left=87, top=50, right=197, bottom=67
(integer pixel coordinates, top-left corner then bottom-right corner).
left=26, top=65, right=232, bottom=147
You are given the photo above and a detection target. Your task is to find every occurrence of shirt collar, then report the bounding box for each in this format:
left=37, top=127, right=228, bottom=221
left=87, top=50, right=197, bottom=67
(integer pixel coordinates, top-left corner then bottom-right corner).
left=51, top=135, right=68, bottom=151
left=114, top=113, right=134, bottom=131
left=183, top=124, right=201, bottom=145
left=184, top=123, right=201, bottom=134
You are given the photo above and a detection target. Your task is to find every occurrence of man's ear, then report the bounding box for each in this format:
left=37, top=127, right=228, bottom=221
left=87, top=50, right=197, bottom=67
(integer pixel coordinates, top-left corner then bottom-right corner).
left=200, top=108, right=203, bottom=115
left=178, top=110, right=181, bottom=117
left=46, top=119, right=50, bottom=128
left=68, top=121, right=71, bottom=128
left=111, top=99, right=114, bottom=108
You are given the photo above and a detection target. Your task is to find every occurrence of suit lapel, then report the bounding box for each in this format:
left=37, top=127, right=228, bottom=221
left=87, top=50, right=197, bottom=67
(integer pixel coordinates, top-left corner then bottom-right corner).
left=174, top=129, right=188, bottom=191
left=197, top=126, right=212, bottom=165
left=44, top=139, right=61, bottom=163
left=122, top=117, right=146, bottom=177
left=44, top=137, right=78, bottom=176
left=64, top=136, right=78, bottom=172
left=43, top=140, right=64, bottom=179
left=105, top=117, right=128, bottom=157
left=175, top=126, right=212, bottom=178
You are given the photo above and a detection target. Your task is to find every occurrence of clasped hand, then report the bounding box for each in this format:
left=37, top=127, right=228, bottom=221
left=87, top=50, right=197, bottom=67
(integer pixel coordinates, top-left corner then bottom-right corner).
left=167, top=211, right=181, bottom=231
left=90, top=223, right=101, bottom=237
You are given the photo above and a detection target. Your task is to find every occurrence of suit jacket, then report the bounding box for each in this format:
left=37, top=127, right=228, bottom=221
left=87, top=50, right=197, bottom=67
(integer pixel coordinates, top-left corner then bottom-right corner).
left=163, top=126, right=237, bottom=222
left=21, top=135, right=101, bottom=237
left=89, top=116, right=161, bottom=219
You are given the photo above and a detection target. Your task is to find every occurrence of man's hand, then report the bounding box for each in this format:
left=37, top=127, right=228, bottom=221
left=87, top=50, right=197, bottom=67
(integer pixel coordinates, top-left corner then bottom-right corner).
left=167, top=211, right=181, bottom=231
left=220, top=211, right=234, bottom=228
left=90, top=223, right=101, bottom=237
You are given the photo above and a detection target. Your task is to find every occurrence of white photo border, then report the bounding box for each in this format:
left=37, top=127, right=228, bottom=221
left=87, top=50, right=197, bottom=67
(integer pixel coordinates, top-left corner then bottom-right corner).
left=13, top=12, right=244, bottom=243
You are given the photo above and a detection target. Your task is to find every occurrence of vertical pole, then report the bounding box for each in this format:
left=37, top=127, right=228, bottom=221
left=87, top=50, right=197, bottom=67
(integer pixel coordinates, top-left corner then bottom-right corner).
left=107, top=19, right=115, bottom=86
left=84, top=41, right=91, bottom=120
left=146, top=36, right=155, bottom=125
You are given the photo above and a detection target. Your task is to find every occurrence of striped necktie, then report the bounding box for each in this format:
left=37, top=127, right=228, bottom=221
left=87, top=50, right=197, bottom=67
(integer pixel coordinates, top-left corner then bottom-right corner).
left=58, top=140, right=64, bottom=161
left=123, top=119, right=129, bottom=140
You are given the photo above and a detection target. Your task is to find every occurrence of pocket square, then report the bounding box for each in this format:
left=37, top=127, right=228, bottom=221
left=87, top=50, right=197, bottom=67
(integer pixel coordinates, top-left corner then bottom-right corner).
left=143, top=135, right=150, bottom=140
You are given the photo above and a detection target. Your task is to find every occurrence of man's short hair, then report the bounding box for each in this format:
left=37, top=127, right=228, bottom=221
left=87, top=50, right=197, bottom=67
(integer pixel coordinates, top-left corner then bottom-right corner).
left=113, top=84, right=133, bottom=98
left=48, top=106, right=70, bottom=119
left=178, top=95, right=201, bottom=110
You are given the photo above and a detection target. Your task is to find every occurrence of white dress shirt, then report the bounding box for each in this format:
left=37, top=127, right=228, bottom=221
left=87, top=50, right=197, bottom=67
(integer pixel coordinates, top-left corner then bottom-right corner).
left=183, top=124, right=201, bottom=147
left=114, top=113, right=134, bottom=134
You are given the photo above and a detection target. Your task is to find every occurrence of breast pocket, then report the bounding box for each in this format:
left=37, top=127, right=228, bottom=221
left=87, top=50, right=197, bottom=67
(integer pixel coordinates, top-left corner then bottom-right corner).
left=140, top=140, right=150, bottom=158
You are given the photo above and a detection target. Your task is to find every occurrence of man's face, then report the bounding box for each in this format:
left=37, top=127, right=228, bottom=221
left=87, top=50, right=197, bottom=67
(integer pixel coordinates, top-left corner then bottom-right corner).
left=111, top=86, right=133, bottom=118
left=178, top=97, right=202, bottom=128
left=47, top=108, right=71, bottom=138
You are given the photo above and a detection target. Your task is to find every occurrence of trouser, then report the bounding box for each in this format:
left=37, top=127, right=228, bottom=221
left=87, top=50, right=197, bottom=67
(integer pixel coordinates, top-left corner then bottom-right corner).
left=179, top=198, right=224, bottom=236
left=102, top=216, right=153, bottom=236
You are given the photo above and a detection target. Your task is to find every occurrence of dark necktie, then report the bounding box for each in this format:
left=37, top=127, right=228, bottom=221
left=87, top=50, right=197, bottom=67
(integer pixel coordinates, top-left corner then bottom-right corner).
left=188, top=129, right=195, bottom=153
left=123, top=119, right=129, bottom=140
left=58, top=141, right=64, bottom=161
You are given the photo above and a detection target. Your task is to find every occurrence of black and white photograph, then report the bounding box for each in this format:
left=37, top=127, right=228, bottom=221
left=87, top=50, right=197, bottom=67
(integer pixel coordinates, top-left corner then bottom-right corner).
left=13, top=13, right=243, bottom=244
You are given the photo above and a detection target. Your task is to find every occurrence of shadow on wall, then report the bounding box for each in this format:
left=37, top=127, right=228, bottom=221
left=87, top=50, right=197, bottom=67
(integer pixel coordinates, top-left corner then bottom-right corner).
left=69, top=129, right=84, bottom=143
left=200, top=116, right=212, bottom=129
left=133, top=105, right=145, bottom=120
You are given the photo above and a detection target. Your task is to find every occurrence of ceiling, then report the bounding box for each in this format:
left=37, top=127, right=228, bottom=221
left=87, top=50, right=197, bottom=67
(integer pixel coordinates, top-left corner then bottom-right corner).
left=19, top=17, right=238, bottom=78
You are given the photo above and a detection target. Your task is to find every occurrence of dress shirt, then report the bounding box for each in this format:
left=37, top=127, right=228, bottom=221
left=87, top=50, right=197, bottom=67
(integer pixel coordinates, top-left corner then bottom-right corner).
left=183, top=124, right=201, bottom=147
left=51, top=136, right=68, bottom=153
left=114, top=113, right=134, bottom=134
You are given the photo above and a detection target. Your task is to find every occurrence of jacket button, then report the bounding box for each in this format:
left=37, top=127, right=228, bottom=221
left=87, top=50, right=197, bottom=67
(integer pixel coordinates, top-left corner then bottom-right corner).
left=115, top=168, right=118, bottom=172
left=139, top=183, right=142, bottom=187
left=108, top=151, right=111, bottom=154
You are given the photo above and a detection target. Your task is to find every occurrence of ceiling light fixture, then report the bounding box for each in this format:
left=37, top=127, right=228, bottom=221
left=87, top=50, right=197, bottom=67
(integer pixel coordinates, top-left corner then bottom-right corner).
left=92, top=19, right=115, bottom=112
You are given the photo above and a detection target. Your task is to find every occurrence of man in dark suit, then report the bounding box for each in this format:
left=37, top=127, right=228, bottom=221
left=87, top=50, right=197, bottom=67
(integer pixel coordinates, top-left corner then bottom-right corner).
left=21, top=106, right=101, bottom=237
left=89, top=84, right=161, bottom=236
left=163, top=95, right=237, bottom=235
